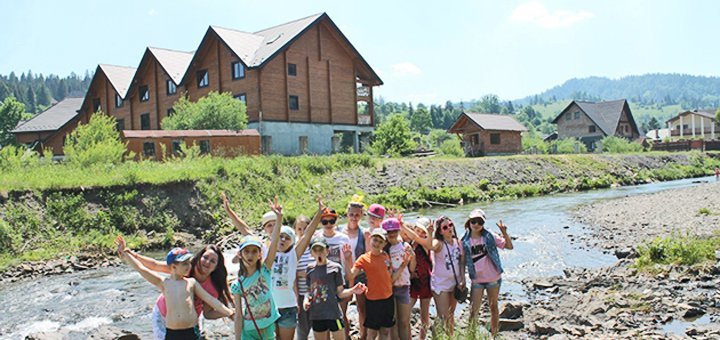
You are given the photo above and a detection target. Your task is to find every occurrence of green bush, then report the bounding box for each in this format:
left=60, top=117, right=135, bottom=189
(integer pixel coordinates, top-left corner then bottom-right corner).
left=522, top=130, right=549, bottom=154
left=601, top=136, right=643, bottom=153
left=0, top=145, right=39, bottom=170
left=371, top=114, right=417, bottom=156
left=635, top=233, right=720, bottom=270
left=64, top=112, right=126, bottom=167
left=162, top=91, right=248, bottom=130
left=549, top=138, right=587, bottom=154
left=0, top=218, right=20, bottom=253
left=438, top=138, right=464, bottom=157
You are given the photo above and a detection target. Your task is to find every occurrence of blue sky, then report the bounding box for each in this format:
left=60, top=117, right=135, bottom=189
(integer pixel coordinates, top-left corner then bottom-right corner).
left=1, top=0, right=718, bottom=104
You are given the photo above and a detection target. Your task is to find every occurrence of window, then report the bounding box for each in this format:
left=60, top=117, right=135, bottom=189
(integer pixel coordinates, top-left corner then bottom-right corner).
left=262, top=136, right=272, bottom=154
left=140, top=113, right=150, bottom=130
left=299, top=136, right=308, bottom=154
left=172, top=140, right=182, bottom=155
left=93, top=98, right=101, bottom=112
left=199, top=140, right=211, bottom=154
left=116, top=119, right=125, bottom=131
left=490, top=133, right=501, bottom=145
left=143, top=142, right=155, bottom=157
left=197, top=70, right=209, bottom=88
left=289, top=95, right=299, bottom=110
left=287, top=63, right=297, bottom=76
left=470, top=134, right=479, bottom=146
left=589, top=125, right=596, bottom=133
left=565, top=112, right=571, bottom=121
left=574, top=111, right=580, bottom=120
left=139, top=85, right=149, bottom=102
left=115, top=94, right=123, bottom=108
left=624, top=125, right=629, bottom=133
left=167, top=108, right=175, bottom=117
left=231, top=62, right=245, bottom=80
left=234, top=93, right=247, bottom=104
left=167, top=79, right=177, bottom=95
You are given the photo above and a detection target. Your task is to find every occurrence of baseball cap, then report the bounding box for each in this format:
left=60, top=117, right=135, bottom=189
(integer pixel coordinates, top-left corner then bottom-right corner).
left=238, top=235, right=263, bottom=252
left=370, top=228, right=388, bottom=241
left=367, top=204, right=386, bottom=219
left=381, top=218, right=401, bottom=232
left=310, top=236, right=328, bottom=250
left=261, top=211, right=277, bottom=227
left=166, top=247, right=193, bottom=265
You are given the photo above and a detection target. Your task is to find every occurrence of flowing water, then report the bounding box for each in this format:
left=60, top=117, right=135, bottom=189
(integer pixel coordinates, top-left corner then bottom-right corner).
left=0, top=176, right=715, bottom=339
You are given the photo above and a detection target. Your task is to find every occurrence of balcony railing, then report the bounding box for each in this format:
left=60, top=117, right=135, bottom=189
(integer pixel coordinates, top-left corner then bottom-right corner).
left=669, top=127, right=719, bottom=136
left=357, top=86, right=370, bottom=97
left=358, top=114, right=372, bottom=126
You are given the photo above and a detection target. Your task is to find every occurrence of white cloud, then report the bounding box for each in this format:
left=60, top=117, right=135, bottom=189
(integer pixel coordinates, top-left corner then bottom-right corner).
left=391, top=62, right=422, bottom=77
left=510, top=1, right=593, bottom=28
left=148, top=8, right=156, bottom=16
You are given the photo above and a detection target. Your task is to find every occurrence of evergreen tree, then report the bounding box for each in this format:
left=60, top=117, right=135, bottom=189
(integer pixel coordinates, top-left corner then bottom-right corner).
left=409, top=106, right=432, bottom=134
left=25, top=86, right=36, bottom=113
left=37, top=84, right=53, bottom=107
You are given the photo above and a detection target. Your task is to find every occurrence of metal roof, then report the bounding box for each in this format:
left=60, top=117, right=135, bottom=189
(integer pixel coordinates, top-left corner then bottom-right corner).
left=98, top=64, right=136, bottom=98
left=449, top=112, right=528, bottom=132
left=148, top=47, right=194, bottom=85
left=122, top=129, right=260, bottom=138
left=12, top=97, right=83, bottom=133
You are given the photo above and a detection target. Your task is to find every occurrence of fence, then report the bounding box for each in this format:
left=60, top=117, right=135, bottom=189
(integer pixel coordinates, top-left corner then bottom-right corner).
left=651, top=140, right=720, bottom=152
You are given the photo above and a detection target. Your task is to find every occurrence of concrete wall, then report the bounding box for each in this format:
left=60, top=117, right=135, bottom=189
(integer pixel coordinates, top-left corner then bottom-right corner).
left=248, top=121, right=373, bottom=155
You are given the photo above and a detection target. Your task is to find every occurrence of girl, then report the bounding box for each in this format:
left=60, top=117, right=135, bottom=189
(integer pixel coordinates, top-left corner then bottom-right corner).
left=408, top=218, right=433, bottom=340
left=382, top=218, right=415, bottom=340
left=401, top=216, right=464, bottom=336
left=462, top=209, right=513, bottom=335
left=232, top=197, right=283, bottom=340
left=116, top=238, right=232, bottom=340
left=272, top=199, right=323, bottom=340
left=338, top=195, right=369, bottom=340
left=305, top=236, right=367, bottom=340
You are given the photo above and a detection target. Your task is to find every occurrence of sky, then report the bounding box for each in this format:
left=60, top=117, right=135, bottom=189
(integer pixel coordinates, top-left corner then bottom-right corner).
left=1, top=0, right=719, bottom=105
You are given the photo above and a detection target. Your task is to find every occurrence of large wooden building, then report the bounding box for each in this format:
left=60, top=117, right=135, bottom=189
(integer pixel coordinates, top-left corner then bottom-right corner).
left=552, top=99, right=640, bottom=151
left=78, top=12, right=382, bottom=155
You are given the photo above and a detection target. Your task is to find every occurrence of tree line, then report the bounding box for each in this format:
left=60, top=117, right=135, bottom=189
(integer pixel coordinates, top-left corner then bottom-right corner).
left=0, top=70, right=93, bottom=114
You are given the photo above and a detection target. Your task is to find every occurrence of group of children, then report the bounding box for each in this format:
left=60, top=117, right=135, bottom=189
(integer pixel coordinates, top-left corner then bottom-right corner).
left=117, top=194, right=513, bottom=340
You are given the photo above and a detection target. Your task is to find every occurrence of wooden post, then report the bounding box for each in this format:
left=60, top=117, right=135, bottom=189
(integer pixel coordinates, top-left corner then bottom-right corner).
left=692, top=114, right=696, bottom=137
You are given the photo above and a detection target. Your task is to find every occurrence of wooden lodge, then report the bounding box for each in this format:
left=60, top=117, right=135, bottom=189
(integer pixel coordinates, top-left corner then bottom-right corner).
left=552, top=99, right=640, bottom=151
left=448, top=112, right=527, bottom=156
left=12, top=97, right=84, bottom=155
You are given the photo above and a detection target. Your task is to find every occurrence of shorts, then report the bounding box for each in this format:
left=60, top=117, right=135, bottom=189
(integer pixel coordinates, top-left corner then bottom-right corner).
left=393, top=285, right=410, bottom=305
left=312, top=319, right=344, bottom=332
left=165, top=327, right=200, bottom=340
left=410, top=276, right=432, bottom=299
left=277, top=307, right=298, bottom=329
left=242, top=323, right=276, bottom=340
left=472, top=279, right=502, bottom=290
left=364, top=296, right=395, bottom=330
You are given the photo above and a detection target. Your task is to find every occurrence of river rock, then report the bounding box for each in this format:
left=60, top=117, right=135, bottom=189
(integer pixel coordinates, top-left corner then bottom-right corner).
left=531, top=321, right=558, bottom=335
left=499, top=318, right=524, bottom=331
left=614, top=248, right=635, bottom=259
left=88, top=325, right=139, bottom=340
left=499, top=302, right=523, bottom=319
left=25, top=332, right=66, bottom=340
left=532, top=280, right=555, bottom=290
left=679, top=304, right=705, bottom=318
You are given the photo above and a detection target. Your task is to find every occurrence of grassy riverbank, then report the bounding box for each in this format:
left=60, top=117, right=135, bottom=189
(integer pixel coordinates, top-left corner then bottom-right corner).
left=1, top=152, right=719, bottom=271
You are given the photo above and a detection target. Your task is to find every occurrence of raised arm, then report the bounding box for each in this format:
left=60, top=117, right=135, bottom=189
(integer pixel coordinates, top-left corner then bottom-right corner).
left=222, top=191, right=252, bottom=236
left=192, top=279, right=234, bottom=317
left=119, top=246, right=164, bottom=289
left=233, top=293, right=243, bottom=340
left=401, top=223, right=441, bottom=252
left=406, top=243, right=417, bottom=274
left=295, top=196, right=324, bottom=259
left=116, top=234, right=171, bottom=274
left=263, top=196, right=283, bottom=268
left=497, top=220, right=514, bottom=250
left=341, top=243, right=361, bottom=285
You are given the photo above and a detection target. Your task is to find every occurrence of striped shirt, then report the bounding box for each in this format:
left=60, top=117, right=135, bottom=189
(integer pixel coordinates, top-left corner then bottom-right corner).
left=296, top=249, right=314, bottom=296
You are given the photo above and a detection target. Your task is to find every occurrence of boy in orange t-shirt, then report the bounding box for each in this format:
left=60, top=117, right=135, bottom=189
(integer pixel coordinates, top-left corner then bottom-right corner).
left=343, top=228, right=411, bottom=339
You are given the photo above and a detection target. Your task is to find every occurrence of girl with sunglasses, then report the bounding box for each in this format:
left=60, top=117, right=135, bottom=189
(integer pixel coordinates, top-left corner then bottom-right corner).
left=461, top=208, right=513, bottom=336
left=401, top=216, right=464, bottom=336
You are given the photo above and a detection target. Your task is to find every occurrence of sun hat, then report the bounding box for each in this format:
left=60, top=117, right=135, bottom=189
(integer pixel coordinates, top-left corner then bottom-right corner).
left=466, top=208, right=487, bottom=228
left=367, top=204, right=386, bottom=219
left=381, top=218, right=401, bottom=232
left=261, top=211, right=277, bottom=227
left=166, top=247, right=193, bottom=265
left=238, top=235, right=263, bottom=252
left=414, top=217, right=432, bottom=234
left=370, top=228, right=388, bottom=241
left=280, top=225, right=296, bottom=244
left=310, top=236, right=328, bottom=250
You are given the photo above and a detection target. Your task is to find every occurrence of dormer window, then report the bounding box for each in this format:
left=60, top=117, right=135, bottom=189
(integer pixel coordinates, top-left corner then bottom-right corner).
left=197, top=70, right=209, bottom=88
left=231, top=62, right=245, bottom=80
left=167, top=79, right=177, bottom=95
left=139, top=85, right=150, bottom=102
left=115, top=94, right=123, bottom=108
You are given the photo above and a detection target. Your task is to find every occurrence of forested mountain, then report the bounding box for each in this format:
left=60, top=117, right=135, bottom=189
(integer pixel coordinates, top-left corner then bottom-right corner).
left=0, top=70, right=93, bottom=114
left=518, top=73, right=720, bottom=109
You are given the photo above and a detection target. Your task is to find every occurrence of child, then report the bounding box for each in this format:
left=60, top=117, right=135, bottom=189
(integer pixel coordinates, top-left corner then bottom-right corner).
left=462, top=209, right=513, bottom=335
left=382, top=218, right=415, bottom=340
left=402, top=216, right=464, bottom=336
left=408, top=218, right=433, bottom=340
left=345, top=228, right=410, bottom=340
left=117, top=243, right=234, bottom=340
left=304, top=236, right=367, bottom=340
left=294, top=214, right=315, bottom=340
left=338, top=195, right=370, bottom=340
left=232, top=197, right=283, bottom=340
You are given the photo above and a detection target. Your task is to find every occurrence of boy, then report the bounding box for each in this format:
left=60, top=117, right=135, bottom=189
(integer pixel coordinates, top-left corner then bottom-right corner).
left=304, top=236, right=366, bottom=340
left=119, top=243, right=234, bottom=340
left=344, top=228, right=409, bottom=340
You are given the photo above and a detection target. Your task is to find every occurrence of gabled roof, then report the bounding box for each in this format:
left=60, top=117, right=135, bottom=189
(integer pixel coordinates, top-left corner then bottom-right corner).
left=122, top=129, right=259, bottom=138
left=448, top=112, right=528, bottom=133
left=182, top=13, right=382, bottom=85
left=666, top=109, right=717, bottom=123
left=149, top=47, right=194, bottom=85
left=12, top=97, right=83, bottom=133
left=98, top=64, right=136, bottom=98
left=553, top=99, right=636, bottom=136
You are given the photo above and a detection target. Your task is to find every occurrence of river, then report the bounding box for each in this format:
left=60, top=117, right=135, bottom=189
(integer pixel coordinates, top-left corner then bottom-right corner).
left=0, top=176, right=715, bottom=339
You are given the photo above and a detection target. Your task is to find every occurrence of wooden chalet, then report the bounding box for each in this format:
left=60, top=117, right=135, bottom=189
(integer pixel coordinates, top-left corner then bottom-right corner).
left=12, top=97, right=84, bottom=155
left=552, top=99, right=640, bottom=151
left=448, top=112, right=527, bottom=156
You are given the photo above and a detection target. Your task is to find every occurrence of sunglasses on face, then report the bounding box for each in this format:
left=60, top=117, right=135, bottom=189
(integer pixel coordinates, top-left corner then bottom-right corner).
left=441, top=223, right=454, bottom=231
left=469, top=219, right=484, bottom=226
left=321, top=219, right=337, bottom=225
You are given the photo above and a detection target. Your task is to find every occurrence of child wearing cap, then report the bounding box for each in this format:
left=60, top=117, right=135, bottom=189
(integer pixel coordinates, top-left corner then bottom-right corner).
left=232, top=197, right=284, bottom=340
left=117, top=243, right=234, bottom=340
left=344, top=228, right=407, bottom=339
left=461, top=208, right=513, bottom=336
left=408, top=218, right=433, bottom=340
left=382, top=218, right=415, bottom=340
left=304, top=236, right=367, bottom=340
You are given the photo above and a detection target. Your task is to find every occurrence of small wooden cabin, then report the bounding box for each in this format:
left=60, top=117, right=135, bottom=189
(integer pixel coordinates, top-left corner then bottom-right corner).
left=448, top=112, right=527, bottom=156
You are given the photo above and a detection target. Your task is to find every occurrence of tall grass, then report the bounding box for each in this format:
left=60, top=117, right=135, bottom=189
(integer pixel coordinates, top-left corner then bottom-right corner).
left=635, top=232, right=720, bottom=271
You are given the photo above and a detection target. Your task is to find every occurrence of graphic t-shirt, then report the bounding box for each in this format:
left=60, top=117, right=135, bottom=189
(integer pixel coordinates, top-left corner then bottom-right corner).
left=230, top=266, right=280, bottom=330
left=470, top=233, right=506, bottom=283
left=388, top=242, right=411, bottom=286
left=306, top=261, right=345, bottom=320
left=272, top=247, right=298, bottom=309
left=354, top=252, right=393, bottom=300
left=318, top=232, right=351, bottom=267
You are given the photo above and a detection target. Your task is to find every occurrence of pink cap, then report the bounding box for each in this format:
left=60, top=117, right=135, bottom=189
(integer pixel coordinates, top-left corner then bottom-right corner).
left=381, top=218, right=401, bottom=232
left=367, top=203, right=386, bottom=219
